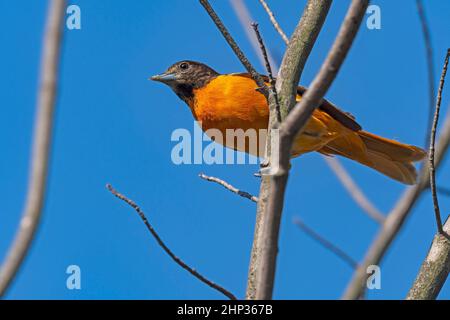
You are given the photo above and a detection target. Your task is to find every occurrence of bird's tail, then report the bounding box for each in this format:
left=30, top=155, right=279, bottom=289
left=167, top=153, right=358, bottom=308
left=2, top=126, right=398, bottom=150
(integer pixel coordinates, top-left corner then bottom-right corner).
left=319, top=130, right=426, bottom=185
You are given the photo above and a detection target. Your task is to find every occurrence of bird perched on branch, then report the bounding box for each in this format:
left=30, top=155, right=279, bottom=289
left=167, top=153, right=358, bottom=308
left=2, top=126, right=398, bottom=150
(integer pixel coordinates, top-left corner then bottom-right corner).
left=151, top=60, right=426, bottom=184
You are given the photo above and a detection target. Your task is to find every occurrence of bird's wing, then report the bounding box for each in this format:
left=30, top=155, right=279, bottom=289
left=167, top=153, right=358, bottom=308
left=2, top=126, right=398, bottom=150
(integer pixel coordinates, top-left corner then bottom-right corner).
left=296, top=85, right=362, bottom=131
left=231, top=73, right=362, bottom=132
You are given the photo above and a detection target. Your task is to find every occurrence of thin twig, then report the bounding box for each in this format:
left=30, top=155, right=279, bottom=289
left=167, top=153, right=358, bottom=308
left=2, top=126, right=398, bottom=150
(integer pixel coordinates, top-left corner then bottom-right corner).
left=251, top=22, right=281, bottom=122
left=293, top=217, right=358, bottom=269
left=199, top=173, right=258, bottom=203
left=258, top=0, right=290, bottom=45
left=199, top=0, right=267, bottom=91
left=324, top=157, right=385, bottom=224
left=107, top=184, right=237, bottom=300
left=229, top=0, right=278, bottom=71
left=343, top=107, right=450, bottom=300
left=416, top=0, right=436, bottom=148
left=0, top=0, right=66, bottom=297
left=429, top=49, right=450, bottom=234
left=199, top=173, right=361, bottom=272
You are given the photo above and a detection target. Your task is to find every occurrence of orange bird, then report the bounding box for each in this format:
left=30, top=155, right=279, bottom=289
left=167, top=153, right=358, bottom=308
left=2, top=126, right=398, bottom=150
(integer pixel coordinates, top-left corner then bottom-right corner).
left=151, top=61, right=426, bottom=184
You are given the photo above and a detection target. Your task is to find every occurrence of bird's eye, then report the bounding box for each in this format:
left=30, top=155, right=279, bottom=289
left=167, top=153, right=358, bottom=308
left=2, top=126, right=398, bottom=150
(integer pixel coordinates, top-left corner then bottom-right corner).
left=179, top=62, right=189, bottom=70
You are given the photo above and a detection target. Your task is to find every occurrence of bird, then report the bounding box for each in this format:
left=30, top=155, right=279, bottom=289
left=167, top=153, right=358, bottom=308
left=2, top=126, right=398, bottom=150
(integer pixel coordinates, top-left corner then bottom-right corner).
left=151, top=60, right=426, bottom=184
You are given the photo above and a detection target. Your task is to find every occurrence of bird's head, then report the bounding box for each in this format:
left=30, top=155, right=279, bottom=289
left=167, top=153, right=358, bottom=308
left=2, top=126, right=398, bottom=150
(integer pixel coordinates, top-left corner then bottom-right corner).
left=151, top=60, right=219, bottom=102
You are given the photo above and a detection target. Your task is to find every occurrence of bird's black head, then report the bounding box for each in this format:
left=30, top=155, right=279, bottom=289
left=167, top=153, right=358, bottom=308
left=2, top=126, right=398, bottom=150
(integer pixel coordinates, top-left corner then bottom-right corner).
left=151, top=60, right=219, bottom=102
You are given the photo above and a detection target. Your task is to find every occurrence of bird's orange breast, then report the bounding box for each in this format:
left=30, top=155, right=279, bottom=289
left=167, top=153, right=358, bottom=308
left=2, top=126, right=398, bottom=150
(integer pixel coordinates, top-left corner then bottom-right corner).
left=191, top=74, right=269, bottom=132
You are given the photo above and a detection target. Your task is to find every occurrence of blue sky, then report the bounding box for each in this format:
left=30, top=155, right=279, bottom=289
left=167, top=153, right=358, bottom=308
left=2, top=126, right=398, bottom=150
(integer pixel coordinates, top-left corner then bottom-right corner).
left=0, top=0, right=449, bottom=299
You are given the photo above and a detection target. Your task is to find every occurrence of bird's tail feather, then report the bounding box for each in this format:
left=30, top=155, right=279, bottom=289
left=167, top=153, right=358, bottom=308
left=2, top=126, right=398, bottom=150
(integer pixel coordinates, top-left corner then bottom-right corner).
left=319, top=130, right=426, bottom=185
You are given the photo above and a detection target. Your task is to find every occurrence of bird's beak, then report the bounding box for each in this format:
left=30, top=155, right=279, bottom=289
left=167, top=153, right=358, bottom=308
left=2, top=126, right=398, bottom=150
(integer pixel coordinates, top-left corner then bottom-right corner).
left=150, top=72, right=177, bottom=83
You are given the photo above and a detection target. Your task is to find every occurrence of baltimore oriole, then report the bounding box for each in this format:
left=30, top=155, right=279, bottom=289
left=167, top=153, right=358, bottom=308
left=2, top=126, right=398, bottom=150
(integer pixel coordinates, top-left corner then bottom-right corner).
left=151, top=60, right=426, bottom=184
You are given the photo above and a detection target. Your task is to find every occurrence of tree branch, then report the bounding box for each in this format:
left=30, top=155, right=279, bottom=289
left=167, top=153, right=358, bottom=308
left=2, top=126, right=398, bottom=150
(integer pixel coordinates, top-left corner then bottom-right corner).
left=406, top=217, right=450, bottom=300
left=275, top=0, right=332, bottom=119
left=107, top=184, right=237, bottom=300
left=229, top=0, right=278, bottom=71
left=0, top=0, right=66, bottom=297
left=293, top=217, right=358, bottom=269
left=248, top=0, right=368, bottom=300
left=343, top=105, right=450, bottom=300
left=279, top=0, right=368, bottom=140
left=324, top=157, right=385, bottom=224
left=416, top=0, right=436, bottom=148
left=199, top=173, right=258, bottom=203
left=248, top=0, right=333, bottom=300
left=198, top=174, right=358, bottom=272
left=251, top=22, right=282, bottom=122
left=429, top=49, right=449, bottom=234
left=199, top=0, right=266, bottom=90
left=258, top=0, right=290, bottom=45
left=202, top=0, right=368, bottom=300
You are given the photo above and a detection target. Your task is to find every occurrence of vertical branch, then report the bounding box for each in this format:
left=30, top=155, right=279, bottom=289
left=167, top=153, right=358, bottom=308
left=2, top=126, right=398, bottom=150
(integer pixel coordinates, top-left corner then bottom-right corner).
left=275, top=0, right=332, bottom=119
left=429, top=49, right=449, bottom=234
left=406, top=218, right=450, bottom=300
left=0, top=0, right=66, bottom=296
left=416, top=0, right=436, bottom=148
left=247, top=0, right=333, bottom=299
left=248, top=0, right=367, bottom=300
left=406, top=50, right=450, bottom=300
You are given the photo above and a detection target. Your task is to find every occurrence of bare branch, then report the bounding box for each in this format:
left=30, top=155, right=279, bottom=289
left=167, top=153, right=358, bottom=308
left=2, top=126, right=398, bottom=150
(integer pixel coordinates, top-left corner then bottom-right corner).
left=199, top=173, right=258, bottom=203
left=276, top=0, right=332, bottom=119
left=343, top=107, right=450, bottom=300
left=324, top=157, right=385, bottom=224
left=107, top=184, right=237, bottom=300
left=199, top=173, right=360, bottom=272
left=416, top=0, right=436, bottom=148
left=0, top=0, right=66, bottom=297
left=429, top=49, right=450, bottom=234
left=199, top=0, right=266, bottom=90
left=406, top=217, right=450, bottom=300
left=229, top=0, right=278, bottom=71
left=247, top=0, right=333, bottom=300
left=248, top=0, right=367, bottom=301
left=280, top=0, right=368, bottom=141
left=251, top=22, right=281, bottom=122
left=258, top=0, right=290, bottom=45
left=293, top=217, right=358, bottom=269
